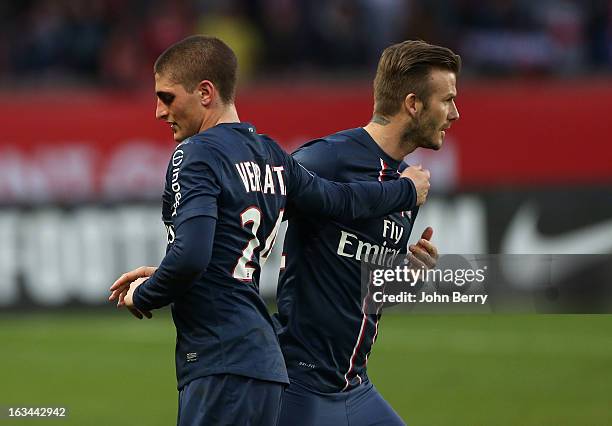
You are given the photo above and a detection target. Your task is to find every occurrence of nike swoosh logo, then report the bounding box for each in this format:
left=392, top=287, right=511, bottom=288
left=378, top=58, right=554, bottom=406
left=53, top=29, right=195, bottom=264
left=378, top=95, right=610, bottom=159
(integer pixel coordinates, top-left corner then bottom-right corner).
left=500, top=204, right=612, bottom=288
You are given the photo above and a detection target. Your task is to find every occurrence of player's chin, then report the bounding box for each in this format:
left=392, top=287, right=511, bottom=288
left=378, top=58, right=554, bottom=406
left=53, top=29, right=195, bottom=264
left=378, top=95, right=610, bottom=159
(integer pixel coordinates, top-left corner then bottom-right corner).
left=425, top=136, right=443, bottom=151
left=433, top=131, right=446, bottom=149
left=172, top=130, right=184, bottom=142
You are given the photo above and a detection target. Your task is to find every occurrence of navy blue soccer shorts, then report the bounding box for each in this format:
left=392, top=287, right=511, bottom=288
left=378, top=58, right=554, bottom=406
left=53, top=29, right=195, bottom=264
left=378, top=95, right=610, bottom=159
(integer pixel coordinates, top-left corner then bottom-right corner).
left=278, top=380, right=406, bottom=426
left=177, top=374, right=284, bottom=426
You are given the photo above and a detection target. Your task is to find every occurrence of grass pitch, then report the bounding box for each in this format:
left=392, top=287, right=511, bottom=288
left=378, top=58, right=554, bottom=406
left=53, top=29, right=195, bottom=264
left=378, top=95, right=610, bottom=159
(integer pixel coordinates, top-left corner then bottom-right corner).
left=1, top=310, right=611, bottom=425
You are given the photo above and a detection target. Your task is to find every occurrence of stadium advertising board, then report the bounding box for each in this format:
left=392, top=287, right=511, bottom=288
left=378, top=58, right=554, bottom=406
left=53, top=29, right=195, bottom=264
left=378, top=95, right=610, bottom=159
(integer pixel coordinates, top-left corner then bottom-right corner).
left=1, top=189, right=611, bottom=308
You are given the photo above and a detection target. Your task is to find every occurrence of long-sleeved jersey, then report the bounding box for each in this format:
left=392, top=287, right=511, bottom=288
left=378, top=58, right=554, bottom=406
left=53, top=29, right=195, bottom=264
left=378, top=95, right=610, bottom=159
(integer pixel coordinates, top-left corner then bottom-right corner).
left=133, top=123, right=417, bottom=389
left=276, top=128, right=418, bottom=392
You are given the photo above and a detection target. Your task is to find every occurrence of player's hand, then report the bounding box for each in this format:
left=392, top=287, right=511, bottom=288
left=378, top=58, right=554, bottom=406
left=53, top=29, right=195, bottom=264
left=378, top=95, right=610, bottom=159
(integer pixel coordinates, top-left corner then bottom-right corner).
left=408, top=227, right=438, bottom=269
left=400, top=164, right=430, bottom=206
left=109, top=266, right=157, bottom=304
left=122, top=277, right=153, bottom=320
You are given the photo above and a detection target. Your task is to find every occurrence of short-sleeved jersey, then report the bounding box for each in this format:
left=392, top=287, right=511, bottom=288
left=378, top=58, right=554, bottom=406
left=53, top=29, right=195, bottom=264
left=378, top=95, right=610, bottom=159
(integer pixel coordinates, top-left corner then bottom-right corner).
left=276, top=127, right=418, bottom=393
left=150, top=123, right=417, bottom=390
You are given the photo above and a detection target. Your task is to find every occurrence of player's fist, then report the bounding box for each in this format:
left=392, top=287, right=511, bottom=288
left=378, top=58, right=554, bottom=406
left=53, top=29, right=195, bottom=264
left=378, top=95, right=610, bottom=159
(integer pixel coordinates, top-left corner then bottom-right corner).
left=400, top=164, right=430, bottom=206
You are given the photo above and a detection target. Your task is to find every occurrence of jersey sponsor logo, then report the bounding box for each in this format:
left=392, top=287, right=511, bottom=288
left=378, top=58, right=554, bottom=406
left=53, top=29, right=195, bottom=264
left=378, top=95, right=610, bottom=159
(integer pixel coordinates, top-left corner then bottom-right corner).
left=336, top=230, right=402, bottom=266
left=165, top=224, right=176, bottom=244
left=235, top=162, right=286, bottom=195
left=383, top=219, right=404, bottom=244
left=170, top=149, right=184, bottom=217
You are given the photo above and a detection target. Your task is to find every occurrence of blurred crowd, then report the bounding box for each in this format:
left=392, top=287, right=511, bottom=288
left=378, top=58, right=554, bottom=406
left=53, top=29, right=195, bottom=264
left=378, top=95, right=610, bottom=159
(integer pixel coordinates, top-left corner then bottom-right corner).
left=0, top=0, right=611, bottom=88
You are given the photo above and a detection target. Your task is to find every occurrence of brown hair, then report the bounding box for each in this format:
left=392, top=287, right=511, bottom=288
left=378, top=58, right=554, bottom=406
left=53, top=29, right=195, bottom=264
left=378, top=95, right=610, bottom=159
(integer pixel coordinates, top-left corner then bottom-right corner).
left=373, top=40, right=461, bottom=116
left=154, top=35, right=238, bottom=103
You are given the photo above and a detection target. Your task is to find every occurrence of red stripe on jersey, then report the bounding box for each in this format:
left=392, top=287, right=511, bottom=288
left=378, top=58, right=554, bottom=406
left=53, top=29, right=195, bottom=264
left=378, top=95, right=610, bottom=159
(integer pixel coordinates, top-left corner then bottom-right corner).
left=378, top=158, right=388, bottom=182
left=342, top=277, right=376, bottom=391
left=342, top=309, right=368, bottom=391
left=364, top=312, right=381, bottom=365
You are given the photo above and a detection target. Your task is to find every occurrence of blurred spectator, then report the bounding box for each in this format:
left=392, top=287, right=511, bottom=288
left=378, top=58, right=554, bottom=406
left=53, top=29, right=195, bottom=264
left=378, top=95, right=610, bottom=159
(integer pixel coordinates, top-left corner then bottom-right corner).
left=195, top=0, right=262, bottom=81
left=359, top=0, right=411, bottom=65
left=8, top=0, right=110, bottom=85
left=141, top=0, right=193, bottom=67
left=584, top=0, right=612, bottom=68
left=0, top=0, right=610, bottom=89
left=251, top=0, right=307, bottom=72
left=99, top=24, right=147, bottom=87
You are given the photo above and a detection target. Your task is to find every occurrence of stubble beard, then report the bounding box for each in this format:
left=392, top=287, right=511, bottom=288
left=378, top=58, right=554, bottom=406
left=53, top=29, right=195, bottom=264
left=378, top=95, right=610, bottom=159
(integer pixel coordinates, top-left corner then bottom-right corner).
left=401, top=111, right=441, bottom=151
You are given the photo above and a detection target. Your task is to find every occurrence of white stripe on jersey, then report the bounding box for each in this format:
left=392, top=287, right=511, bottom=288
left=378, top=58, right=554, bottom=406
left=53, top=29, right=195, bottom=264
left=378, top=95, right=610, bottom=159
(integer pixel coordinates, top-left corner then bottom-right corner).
left=378, top=158, right=386, bottom=182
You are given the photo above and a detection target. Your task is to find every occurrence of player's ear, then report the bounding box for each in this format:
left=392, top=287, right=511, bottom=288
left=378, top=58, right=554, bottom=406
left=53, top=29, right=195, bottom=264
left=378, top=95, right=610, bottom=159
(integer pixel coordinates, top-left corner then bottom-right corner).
left=404, top=93, right=419, bottom=117
left=196, top=80, right=215, bottom=107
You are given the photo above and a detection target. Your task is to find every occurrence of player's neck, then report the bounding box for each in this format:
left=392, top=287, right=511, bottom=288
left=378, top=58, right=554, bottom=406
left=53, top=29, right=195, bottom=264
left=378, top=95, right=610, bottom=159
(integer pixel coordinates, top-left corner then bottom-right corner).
left=198, top=104, right=241, bottom=133
left=363, top=120, right=417, bottom=161
left=216, top=104, right=240, bottom=125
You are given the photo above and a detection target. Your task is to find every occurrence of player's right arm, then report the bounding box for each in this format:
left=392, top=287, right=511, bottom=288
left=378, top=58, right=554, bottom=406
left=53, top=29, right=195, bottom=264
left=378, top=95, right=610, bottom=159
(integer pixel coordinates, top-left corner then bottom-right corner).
left=283, top=144, right=430, bottom=220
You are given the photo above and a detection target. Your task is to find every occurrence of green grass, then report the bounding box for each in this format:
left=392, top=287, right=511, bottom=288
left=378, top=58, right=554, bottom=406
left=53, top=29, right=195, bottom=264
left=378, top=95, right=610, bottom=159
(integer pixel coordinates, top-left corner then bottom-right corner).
left=368, top=315, right=612, bottom=426
left=1, top=311, right=611, bottom=425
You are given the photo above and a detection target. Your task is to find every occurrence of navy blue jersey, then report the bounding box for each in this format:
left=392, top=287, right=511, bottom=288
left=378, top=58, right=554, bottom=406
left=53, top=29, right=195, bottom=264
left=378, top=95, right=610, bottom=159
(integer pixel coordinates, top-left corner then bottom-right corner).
left=276, top=128, right=418, bottom=393
left=132, top=123, right=417, bottom=390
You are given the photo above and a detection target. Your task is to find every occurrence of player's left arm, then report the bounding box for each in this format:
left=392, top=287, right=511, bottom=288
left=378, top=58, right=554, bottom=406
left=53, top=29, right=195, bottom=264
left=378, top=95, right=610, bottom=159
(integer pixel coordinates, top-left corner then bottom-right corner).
left=282, top=139, right=338, bottom=221
left=109, top=216, right=216, bottom=316
left=110, top=142, right=221, bottom=314
left=284, top=153, right=420, bottom=220
left=130, top=215, right=216, bottom=312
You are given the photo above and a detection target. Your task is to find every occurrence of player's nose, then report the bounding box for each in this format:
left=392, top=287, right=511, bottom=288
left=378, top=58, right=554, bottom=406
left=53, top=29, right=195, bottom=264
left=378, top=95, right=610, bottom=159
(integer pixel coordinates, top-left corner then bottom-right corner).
left=155, top=98, right=168, bottom=120
left=449, top=100, right=459, bottom=121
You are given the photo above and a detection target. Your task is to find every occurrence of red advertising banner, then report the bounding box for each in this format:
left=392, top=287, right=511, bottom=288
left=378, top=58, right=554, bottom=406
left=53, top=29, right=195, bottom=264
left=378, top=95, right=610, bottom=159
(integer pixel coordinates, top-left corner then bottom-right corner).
left=1, top=81, right=611, bottom=202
